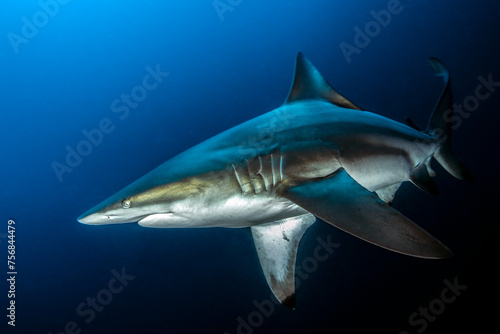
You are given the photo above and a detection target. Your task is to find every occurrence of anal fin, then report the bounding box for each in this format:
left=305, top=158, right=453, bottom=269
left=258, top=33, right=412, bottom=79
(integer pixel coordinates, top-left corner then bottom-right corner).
left=251, top=213, right=316, bottom=309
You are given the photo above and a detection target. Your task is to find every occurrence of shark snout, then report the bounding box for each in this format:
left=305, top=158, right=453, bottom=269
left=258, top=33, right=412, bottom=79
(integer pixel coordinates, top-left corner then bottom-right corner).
left=77, top=206, right=148, bottom=225
left=77, top=211, right=113, bottom=225
left=77, top=204, right=125, bottom=225
left=77, top=212, right=138, bottom=225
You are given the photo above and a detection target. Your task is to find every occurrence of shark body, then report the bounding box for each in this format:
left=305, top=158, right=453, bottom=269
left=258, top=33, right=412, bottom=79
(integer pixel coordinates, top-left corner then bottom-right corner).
left=78, top=53, right=472, bottom=308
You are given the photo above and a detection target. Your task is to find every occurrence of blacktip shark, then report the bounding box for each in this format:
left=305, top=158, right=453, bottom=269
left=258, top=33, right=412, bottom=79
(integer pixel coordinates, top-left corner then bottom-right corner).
left=78, top=53, right=472, bottom=308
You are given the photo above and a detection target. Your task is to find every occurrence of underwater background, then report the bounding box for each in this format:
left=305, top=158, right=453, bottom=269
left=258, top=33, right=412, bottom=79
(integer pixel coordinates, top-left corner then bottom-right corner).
left=1, top=0, right=499, bottom=333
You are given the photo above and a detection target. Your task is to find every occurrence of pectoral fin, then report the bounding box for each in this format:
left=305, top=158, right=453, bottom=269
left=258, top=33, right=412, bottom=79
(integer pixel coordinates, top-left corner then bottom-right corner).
left=251, top=213, right=316, bottom=309
left=280, top=169, right=452, bottom=259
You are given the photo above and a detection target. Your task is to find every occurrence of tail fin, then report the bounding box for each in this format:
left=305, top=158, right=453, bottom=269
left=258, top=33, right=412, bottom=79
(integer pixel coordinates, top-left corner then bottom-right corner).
left=426, top=57, right=474, bottom=181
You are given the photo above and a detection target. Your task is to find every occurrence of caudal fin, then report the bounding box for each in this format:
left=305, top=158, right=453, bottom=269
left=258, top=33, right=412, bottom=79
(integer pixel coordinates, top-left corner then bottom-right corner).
left=426, top=57, right=474, bottom=181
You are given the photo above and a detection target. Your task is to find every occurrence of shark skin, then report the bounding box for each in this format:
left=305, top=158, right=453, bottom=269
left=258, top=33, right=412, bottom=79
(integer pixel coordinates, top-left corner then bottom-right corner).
left=78, top=53, right=471, bottom=308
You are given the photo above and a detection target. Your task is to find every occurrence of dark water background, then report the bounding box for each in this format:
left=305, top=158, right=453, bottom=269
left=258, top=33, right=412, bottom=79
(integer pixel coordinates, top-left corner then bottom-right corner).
left=1, top=1, right=499, bottom=333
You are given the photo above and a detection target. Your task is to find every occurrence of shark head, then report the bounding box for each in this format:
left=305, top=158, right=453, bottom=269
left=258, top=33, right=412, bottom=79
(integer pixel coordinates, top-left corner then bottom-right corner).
left=77, top=167, right=225, bottom=227
left=78, top=190, right=151, bottom=225
left=77, top=172, right=176, bottom=225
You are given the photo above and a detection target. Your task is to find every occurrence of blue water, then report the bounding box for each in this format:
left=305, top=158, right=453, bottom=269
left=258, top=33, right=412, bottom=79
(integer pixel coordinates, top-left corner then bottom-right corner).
left=1, top=1, right=499, bottom=333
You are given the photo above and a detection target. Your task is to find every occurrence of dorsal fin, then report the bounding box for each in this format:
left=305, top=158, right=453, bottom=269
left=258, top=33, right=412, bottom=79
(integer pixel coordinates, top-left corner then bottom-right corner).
left=285, top=53, right=362, bottom=110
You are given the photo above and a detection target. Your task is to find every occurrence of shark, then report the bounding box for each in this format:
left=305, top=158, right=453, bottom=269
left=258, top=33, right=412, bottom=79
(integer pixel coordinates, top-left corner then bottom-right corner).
left=78, top=53, right=472, bottom=308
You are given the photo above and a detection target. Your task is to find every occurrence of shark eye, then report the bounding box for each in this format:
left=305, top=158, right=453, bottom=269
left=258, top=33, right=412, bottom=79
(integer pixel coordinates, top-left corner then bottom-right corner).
left=122, top=199, right=131, bottom=209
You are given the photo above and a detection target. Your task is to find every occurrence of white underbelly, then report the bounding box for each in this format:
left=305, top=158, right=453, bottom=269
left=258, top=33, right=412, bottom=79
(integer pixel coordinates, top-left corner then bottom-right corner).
left=140, top=192, right=308, bottom=228
left=197, top=194, right=307, bottom=227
